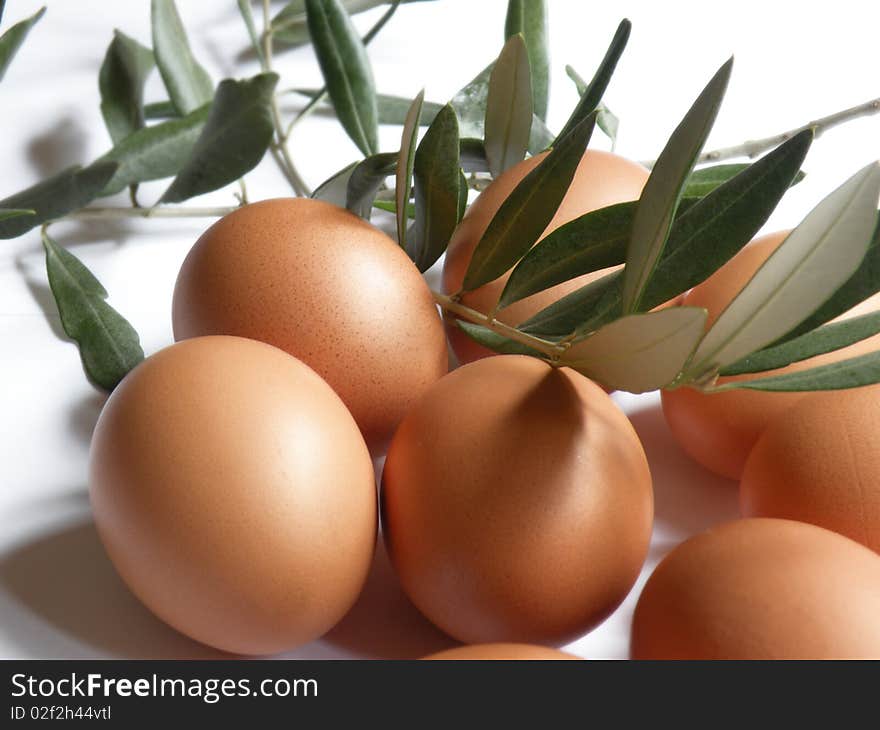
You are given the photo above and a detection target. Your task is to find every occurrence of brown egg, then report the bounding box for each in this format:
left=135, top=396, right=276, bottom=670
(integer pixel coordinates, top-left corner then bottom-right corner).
left=741, top=385, right=880, bottom=551
left=423, top=643, right=580, bottom=660
left=172, top=198, right=448, bottom=454
left=89, top=336, right=377, bottom=655
left=381, top=355, right=653, bottom=645
left=661, top=230, right=880, bottom=479
left=442, top=150, right=649, bottom=364
left=631, top=518, right=880, bottom=659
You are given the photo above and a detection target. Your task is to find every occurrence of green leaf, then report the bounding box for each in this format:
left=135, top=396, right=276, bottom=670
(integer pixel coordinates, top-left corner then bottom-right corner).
left=0, top=162, right=118, bottom=239
left=565, top=64, right=618, bottom=148
left=99, top=31, right=155, bottom=145
left=306, top=0, right=379, bottom=156
left=451, top=63, right=493, bottom=140
left=774, top=219, right=880, bottom=342
left=562, top=307, right=707, bottom=393
left=143, top=100, right=178, bottom=120
left=0, top=208, right=34, bottom=222
left=639, top=129, right=813, bottom=311
left=484, top=34, right=533, bottom=178
left=151, top=0, right=213, bottom=115
left=408, top=104, right=461, bottom=272
left=345, top=151, right=397, bottom=218
left=518, top=267, right=621, bottom=336
left=373, top=198, right=415, bottom=218
left=622, top=58, right=733, bottom=313
left=458, top=168, right=468, bottom=220
left=0, top=6, right=44, bottom=83
left=684, top=164, right=805, bottom=198
left=528, top=114, right=555, bottom=153
left=498, top=201, right=634, bottom=309
left=41, top=230, right=144, bottom=391
left=98, top=104, right=210, bottom=196
left=396, top=90, right=423, bottom=247
left=505, top=0, right=549, bottom=122
left=711, top=349, right=880, bottom=392
left=720, top=310, right=880, bottom=377
left=553, top=19, right=629, bottom=147
left=312, top=161, right=359, bottom=206
left=293, top=87, right=445, bottom=125
left=162, top=73, right=278, bottom=203
left=273, top=0, right=429, bottom=45
left=462, top=112, right=596, bottom=292
left=237, top=0, right=266, bottom=68
left=456, top=320, right=544, bottom=356
left=688, top=161, right=880, bottom=377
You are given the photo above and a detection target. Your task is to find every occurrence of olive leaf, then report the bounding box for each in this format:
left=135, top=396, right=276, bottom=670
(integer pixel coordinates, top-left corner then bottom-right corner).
left=144, top=100, right=177, bottom=120
left=162, top=73, right=278, bottom=204
left=0, top=208, right=34, bottom=222
left=292, top=88, right=444, bottom=126
left=0, top=162, right=118, bottom=239
left=99, top=31, right=155, bottom=145
left=0, top=5, right=44, bottom=83
left=456, top=320, right=544, bottom=356
left=408, top=104, right=461, bottom=272
left=565, top=64, right=618, bottom=147
left=638, top=128, right=812, bottom=311
left=312, top=161, right=359, bottom=206
left=504, top=0, right=549, bottom=122
left=484, top=34, right=532, bottom=178
left=709, top=349, right=880, bottom=393
left=774, top=220, right=880, bottom=342
left=561, top=307, right=707, bottom=393
left=306, top=0, right=379, bottom=156
left=622, top=58, right=733, bottom=314
left=684, top=163, right=797, bottom=197
left=345, top=152, right=397, bottom=218
left=237, top=0, right=266, bottom=68
left=458, top=168, right=468, bottom=220
left=720, top=310, right=880, bottom=376
left=373, top=198, right=414, bottom=218
left=518, top=267, right=621, bottom=336
left=151, top=0, right=213, bottom=115
left=687, top=161, right=880, bottom=378
left=41, top=230, right=144, bottom=391
left=553, top=19, right=630, bottom=147
left=498, top=201, right=634, bottom=309
left=396, top=90, right=423, bottom=248
left=462, top=112, right=596, bottom=292
left=98, top=104, right=210, bottom=196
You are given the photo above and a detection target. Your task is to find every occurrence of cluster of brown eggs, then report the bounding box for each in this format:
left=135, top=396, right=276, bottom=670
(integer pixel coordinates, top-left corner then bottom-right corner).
left=89, top=149, right=880, bottom=660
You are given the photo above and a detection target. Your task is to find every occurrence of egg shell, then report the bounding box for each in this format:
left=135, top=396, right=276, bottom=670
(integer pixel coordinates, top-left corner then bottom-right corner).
left=630, top=518, right=880, bottom=659
left=741, top=384, right=880, bottom=552
left=442, top=150, right=649, bottom=364
left=89, top=336, right=377, bottom=655
left=423, top=643, right=580, bottom=660
left=661, top=230, right=880, bottom=479
left=382, top=355, right=653, bottom=645
left=172, top=197, right=448, bottom=454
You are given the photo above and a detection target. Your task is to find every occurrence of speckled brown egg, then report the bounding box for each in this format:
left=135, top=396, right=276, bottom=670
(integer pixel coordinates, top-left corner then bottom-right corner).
left=442, top=150, right=649, bottom=364
left=423, top=643, right=580, bottom=660
left=631, top=518, right=880, bottom=659
left=89, top=336, right=377, bottom=655
left=172, top=198, right=448, bottom=454
left=741, top=385, right=880, bottom=552
left=381, top=355, right=653, bottom=645
left=661, top=230, right=880, bottom=479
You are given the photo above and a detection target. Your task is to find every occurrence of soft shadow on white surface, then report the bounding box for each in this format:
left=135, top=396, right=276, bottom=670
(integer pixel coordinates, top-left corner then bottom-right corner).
left=0, top=518, right=228, bottom=659
left=26, top=117, right=88, bottom=179
left=67, top=393, right=106, bottom=446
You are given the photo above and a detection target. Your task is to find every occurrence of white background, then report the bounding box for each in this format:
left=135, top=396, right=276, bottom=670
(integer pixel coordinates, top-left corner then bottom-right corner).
left=1, top=0, right=879, bottom=659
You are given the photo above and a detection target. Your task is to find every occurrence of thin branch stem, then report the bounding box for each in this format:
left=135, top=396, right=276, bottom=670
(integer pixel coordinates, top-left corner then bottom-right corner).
left=68, top=206, right=235, bottom=221
left=262, top=0, right=311, bottom=197
left=643, top=96, right=880, bottom=168
left=431, top=289, right=566, bottom=359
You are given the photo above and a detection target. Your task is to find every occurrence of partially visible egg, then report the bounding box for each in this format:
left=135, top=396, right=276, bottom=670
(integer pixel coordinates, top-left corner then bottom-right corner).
left=172, top=198, right=448, bottom=454
left=382, top=355, right=653, bottom=645
left=89, top=336, right=377, bottom=655
left=741, top=385, right=880, bottom=551
left=662, top=230, right=880, bottom=479
left=631, top=518, right=880, bottom=659
left=423, top=644, right=580, bottom=660
left=442, top=150, right=649, bottom=364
